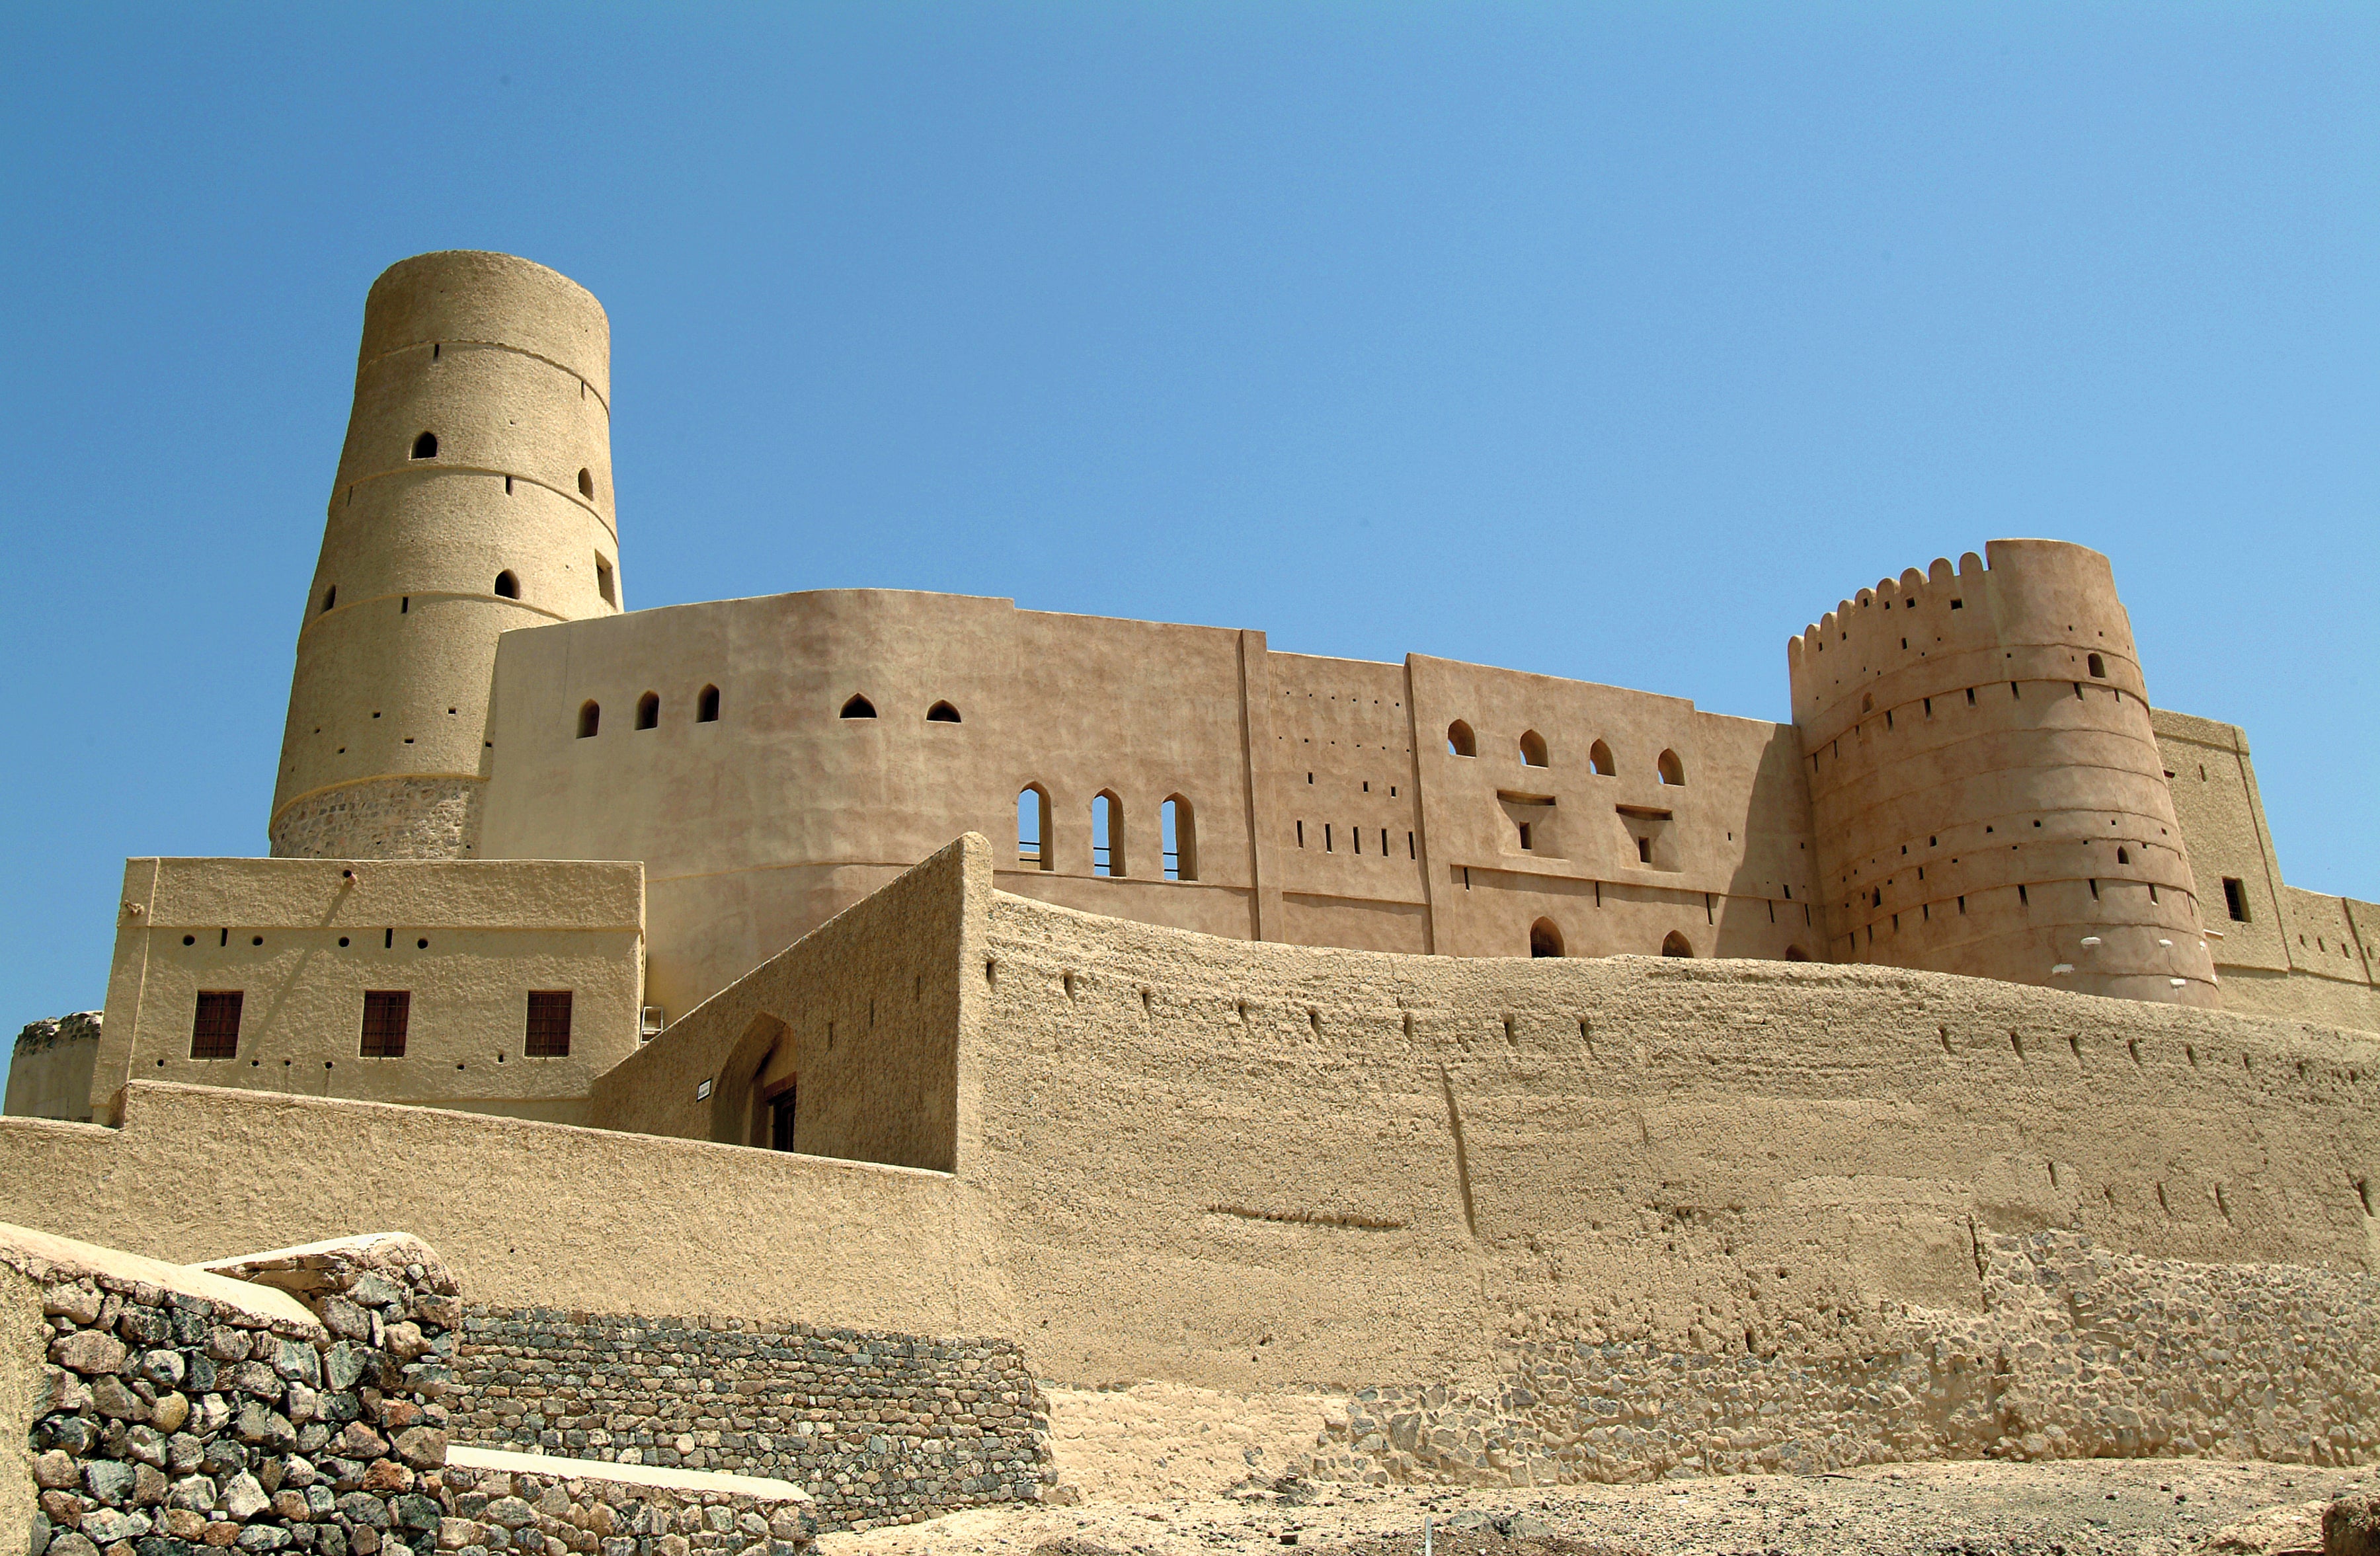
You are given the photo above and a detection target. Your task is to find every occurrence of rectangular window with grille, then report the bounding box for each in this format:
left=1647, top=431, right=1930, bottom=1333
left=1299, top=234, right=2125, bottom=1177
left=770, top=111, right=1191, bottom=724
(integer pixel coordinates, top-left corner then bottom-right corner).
left=525, top=990, right=573, bottom=1057
left=190, top=991, right=242, bottom=1060
left=360, top=990, right=410, bottom=1057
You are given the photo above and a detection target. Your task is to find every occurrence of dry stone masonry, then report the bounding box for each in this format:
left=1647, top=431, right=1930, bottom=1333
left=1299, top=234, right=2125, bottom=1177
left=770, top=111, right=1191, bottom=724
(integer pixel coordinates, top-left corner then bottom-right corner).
left=435, top=1459, right=807, bottom=1556
left=449, top=1310, right=1048, bottom=1530
left=19, top=1233, right=461, bottom=1556
left=1308, top=1230, right=2380, bottom=1487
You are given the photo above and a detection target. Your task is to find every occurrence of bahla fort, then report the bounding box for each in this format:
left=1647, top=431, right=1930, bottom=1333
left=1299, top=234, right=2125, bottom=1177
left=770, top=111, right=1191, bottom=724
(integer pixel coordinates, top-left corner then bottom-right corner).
left=3, top=252, right=2378, bottom=1545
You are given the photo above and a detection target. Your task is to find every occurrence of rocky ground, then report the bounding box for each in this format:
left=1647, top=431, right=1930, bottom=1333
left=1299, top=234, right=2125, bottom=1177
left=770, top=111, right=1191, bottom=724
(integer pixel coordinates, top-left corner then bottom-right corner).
left=815, top=1460, right=2373, bottom=1556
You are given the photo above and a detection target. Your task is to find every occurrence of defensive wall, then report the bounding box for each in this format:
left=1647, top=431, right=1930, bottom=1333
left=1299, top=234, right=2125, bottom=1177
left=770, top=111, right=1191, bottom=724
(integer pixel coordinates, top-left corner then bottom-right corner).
left=91, top=859, right=647, bottom=1127
left=477, top=590, right=1819, bottom=1027
left=1790, top=541, right=2215, bottom=1006
left=3, top=1017, right=99, bottom=1127
left=13, top=838, right=2378, bottom=1496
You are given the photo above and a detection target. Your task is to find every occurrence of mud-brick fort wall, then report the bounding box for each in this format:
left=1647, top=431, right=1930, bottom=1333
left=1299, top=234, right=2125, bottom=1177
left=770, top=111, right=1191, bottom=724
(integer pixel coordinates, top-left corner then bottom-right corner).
left=1790, top=541, right=2215, bottom=1006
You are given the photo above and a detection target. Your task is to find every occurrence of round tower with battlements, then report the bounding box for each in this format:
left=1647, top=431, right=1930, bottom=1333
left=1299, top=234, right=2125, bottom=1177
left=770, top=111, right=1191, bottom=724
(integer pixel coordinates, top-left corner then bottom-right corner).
left=270, top=251, right=621, bottom=859
left=1790, top=539, right=2217, bottom=1006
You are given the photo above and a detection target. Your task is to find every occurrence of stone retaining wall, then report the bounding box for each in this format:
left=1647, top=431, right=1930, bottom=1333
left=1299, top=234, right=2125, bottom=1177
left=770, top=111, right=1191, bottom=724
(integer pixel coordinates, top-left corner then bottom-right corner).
left=449, top=1310, right=1048, bottom=1531
left=436, top=1460, right=807, bottom=1556
left=17, top=1232, right=461, bottom=1556
left=1307, top=1229, right=2380, bottom=1487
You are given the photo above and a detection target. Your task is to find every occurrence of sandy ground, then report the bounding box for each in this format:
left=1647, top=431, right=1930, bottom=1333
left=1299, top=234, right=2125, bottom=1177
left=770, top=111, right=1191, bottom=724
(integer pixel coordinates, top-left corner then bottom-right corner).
left=814, top=1459, right=2373, bottom=1556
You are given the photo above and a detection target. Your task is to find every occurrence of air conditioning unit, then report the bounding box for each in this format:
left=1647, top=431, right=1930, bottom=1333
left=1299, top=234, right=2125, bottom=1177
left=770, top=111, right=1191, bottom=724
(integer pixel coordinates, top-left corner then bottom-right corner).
left=640, top=1006, right=666, bottom=1039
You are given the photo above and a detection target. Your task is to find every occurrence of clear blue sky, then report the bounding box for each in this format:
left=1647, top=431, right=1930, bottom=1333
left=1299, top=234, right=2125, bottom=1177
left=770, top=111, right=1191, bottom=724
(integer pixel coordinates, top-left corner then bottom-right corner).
left=2, top=5, right=2373, bottom=1050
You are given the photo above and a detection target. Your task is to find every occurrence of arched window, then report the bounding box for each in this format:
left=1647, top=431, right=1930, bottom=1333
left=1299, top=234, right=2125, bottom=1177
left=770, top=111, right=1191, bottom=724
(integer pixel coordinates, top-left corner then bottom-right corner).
left=1589, top=740, right=1614, bottom=777
left=1519, top=730, right=1548, bottom=767
left=697, top=685, right=721, bottom=722
left=1784, top=945, right=1810, bottom=962
left=578, top=468, right=595, bottom=499
left=1092, top=791, right=1125, bottom=877
left=2116, top=846, right=2129, bottom=864
left=2088, top=653, right=2106, bottom=678
left=840, top=695, right=876, bottom=719
left=926, top=701, right=962, bottom=723
left=576, top=701, right=600, bottom=739
left=321, top=586, right=337, bottom=613
left=411, top=432, right=438, bottom=459
left=635, top=692, right=659, bottom=730
left=1661, top=931, right=1693, bottom=958
left=1017, top=787, right=1052, bottom=871
left=1657, top=750, right=1685, bottom=786
left=1529, top=918, right=1564, bottom=958
left=1162, top=796, right=1197, bottom=882
left=1447, top=720, right=1476, bottom=758
left=494, top=571, right=520, bottom=599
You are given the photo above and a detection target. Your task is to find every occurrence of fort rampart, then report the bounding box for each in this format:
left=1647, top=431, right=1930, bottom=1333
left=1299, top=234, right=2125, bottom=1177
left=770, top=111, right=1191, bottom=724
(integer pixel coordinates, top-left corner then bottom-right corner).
left=11, top=838, right=2380, bottom=1497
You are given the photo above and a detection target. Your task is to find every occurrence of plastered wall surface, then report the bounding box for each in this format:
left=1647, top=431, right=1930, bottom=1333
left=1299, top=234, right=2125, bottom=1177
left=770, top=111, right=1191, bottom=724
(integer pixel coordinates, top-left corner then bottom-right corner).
left=5, top=1016, right=100, bottom=1124
left=0, top=1086, right=980, bottom=1343
left=274, top=251, right=621, bottom=861
left=1791, top=543, right=2215, bottom=1005
left=1, top=1259, right=41, bottom=1555
left=2153, top=709, right=2380, bottom=1034
left=95, top=859, right=645, bottom=1125
left=475, top=590, right=1823, bottom=1023
left=588, top=837, right=975, bottom=1167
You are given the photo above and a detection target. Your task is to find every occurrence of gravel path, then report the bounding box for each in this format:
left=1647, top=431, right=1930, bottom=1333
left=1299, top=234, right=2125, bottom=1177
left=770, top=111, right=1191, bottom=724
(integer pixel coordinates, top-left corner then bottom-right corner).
left=815, top=1460, right=2373, bottom=1556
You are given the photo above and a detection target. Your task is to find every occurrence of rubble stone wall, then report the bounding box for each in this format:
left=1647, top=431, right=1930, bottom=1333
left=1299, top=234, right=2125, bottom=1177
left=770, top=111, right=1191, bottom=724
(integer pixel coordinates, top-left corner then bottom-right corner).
left=449, top=1309, right=1048, bottom=1531
left=15, top=1232, right=461, bottom=1556
left=435, top=1461, right=806, bottom=1556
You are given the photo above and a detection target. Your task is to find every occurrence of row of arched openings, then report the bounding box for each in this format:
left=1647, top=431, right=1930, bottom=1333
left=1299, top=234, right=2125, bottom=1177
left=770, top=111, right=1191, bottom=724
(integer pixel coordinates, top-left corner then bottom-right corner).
left=1447, top=722, right=1684, bottom=785
left=840, top=696, right=961, bottom=722
left=577, top=686, right=721, bottom=737
left=1528, top=919, right=1698, bottom=958
left=407, top=431, right=597, bottom=500
left=1018, top=787, right=1197, bottom=882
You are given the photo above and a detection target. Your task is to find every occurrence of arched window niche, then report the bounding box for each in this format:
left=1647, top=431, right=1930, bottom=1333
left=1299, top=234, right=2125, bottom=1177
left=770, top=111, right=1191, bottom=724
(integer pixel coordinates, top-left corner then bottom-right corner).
left=494, top=570, right=520, bottom=600
left=840, top=695, right=877, bottom=719
left=1447, top=720, right=1476, bottom=758
left=1519, top=730, right=1549, bottom=767
left=1657, top=749, right=1686, bottom=786
left=1529, top=918, right=1564, bottom=958
left=1661, top=931, right=1693, bottom=957
left=576, top=701, right=600, bottom=739
left=926, top=701, right=962, bottom=723
left=1017, top=786, right=1053, bottom=871
left=1091, top=791, right=1125, bottom=877
left=1162, top=796, right=1197, bottom=882
left=696, top=685, right=721, bottom=723
left=635, top=692, right=659, bottom=730
left=1589, top=740, right=1615, bottom=777
left=411, top=432, right=438, bottom=459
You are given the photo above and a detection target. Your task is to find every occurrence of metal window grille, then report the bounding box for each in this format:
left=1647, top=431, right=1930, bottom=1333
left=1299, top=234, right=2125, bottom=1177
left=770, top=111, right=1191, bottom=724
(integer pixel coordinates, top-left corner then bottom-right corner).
left=525, top=990, right=573, bottom=1057
left=360, top=990, right=410, bottom=1058
left=190, top=991, right=242, bottom=1060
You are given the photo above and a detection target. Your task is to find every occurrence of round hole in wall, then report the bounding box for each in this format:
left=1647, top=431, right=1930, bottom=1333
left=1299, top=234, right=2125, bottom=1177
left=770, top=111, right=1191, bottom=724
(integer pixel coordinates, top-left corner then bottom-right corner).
left=251, top=936, right=263, bottom=947
left=338, top=937, right=350, bottom=947
left=416, top=938, right=429, bottom=950
left=182, top=935, right=195, bottom=947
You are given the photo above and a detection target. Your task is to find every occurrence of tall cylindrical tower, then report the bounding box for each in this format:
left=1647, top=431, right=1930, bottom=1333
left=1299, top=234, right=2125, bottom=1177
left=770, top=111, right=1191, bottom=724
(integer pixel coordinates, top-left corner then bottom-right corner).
left=270, top=251, right=621, bottom=859
left=1790, top=539, right=2217, bottom=1006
